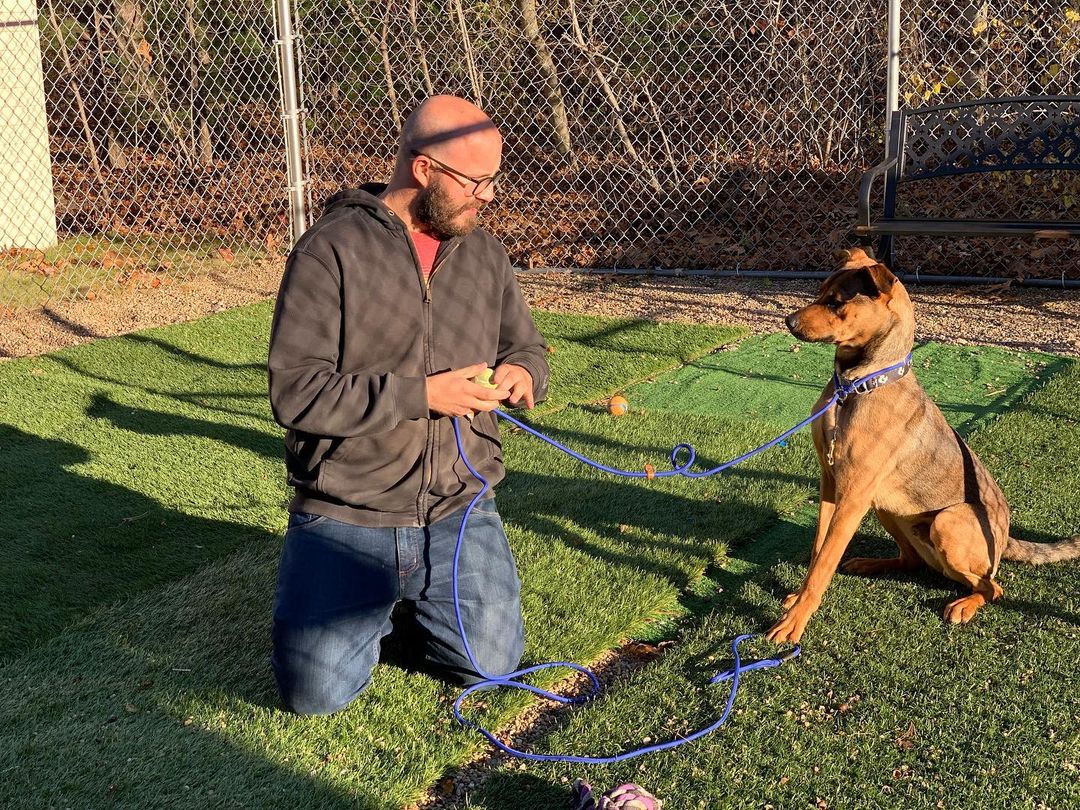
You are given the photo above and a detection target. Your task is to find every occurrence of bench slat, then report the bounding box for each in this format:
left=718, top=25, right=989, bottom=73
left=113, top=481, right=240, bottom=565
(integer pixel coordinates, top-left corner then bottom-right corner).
left=855, top=219, right=1080, bottom=238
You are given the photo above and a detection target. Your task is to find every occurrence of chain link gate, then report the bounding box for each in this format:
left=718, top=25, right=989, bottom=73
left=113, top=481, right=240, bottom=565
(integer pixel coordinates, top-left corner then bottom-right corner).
left=2, top=1, right=1078, bottom=338
left=0, top=0, right=291, bottom=317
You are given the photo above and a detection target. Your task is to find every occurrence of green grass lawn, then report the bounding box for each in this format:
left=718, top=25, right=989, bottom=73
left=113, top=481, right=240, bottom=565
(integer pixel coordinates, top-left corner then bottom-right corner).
left=1, top=306, right=1077, bottom=809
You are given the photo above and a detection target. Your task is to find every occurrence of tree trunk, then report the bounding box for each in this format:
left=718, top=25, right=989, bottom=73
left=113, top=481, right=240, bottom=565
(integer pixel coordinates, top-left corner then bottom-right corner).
left=97, top=0, right=194, bottom=164
left=45, top=0, right=105, bottom=182
left=409, top=0, right=434, bottom=96
left=452, top=0, right=482, bottom=105
left=185, top=0, right=214, bottom=165
left=516, top=0, right=572, bottom=159
left=567, top=0, right=661, bottom=193
left=343, top=0, right=402, bottom=132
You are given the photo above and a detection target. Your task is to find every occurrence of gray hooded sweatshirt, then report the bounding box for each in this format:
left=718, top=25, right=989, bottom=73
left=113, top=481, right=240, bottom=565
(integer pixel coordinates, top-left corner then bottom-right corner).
left=268, top=184, right=549, bottom=527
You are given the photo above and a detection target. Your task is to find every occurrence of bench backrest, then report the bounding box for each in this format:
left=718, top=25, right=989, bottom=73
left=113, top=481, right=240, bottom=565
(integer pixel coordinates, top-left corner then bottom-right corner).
left=893, top=96, right=1080, bottom=183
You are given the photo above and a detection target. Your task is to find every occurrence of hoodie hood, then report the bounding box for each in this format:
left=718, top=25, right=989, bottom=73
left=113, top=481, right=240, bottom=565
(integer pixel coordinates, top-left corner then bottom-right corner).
left=323, top=184, right=392, bottom=222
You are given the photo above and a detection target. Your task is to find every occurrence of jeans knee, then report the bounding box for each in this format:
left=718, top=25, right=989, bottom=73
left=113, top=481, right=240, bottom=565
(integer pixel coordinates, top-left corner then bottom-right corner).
left=276, top=670, right=370, bottom=716
left=271, top=640, right=374, bottom=716
left=470, top=624, right=526, bottom=682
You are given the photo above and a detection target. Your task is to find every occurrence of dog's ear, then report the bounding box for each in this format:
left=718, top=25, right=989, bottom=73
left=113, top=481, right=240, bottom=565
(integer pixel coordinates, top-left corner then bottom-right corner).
left=834, top=246, right=877, bottom=267
left=858, top=262, right=896, bottom=295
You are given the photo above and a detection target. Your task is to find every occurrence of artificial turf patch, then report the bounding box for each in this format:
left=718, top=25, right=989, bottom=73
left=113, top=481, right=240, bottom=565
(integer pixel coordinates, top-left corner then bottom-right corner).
left=624, top=332, right=1066, bottom=435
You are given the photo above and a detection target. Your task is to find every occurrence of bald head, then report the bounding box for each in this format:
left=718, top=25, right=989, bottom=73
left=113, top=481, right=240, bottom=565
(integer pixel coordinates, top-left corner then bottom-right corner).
left=380, top=96, right=502, bottom=238
left=394, top=95, right=502, bottom=178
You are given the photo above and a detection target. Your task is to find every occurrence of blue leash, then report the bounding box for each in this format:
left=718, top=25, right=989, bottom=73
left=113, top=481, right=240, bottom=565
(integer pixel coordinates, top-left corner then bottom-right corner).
left=447, top=354, right=912, bottom=763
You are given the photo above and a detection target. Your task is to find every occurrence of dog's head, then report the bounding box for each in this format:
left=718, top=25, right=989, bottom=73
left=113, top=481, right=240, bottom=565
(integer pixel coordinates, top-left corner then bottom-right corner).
left=785, top=248, right=913, bottom=349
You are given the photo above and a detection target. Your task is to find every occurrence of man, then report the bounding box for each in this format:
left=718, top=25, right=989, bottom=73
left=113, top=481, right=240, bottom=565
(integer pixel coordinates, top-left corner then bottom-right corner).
left=267, top=96, right=549, bottom=715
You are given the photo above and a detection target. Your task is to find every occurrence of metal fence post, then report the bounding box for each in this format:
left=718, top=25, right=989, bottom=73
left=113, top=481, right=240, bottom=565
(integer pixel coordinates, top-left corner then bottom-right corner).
left=886, top=0, right=901, bottom=153
left=275, top=0, right=308, bottom=246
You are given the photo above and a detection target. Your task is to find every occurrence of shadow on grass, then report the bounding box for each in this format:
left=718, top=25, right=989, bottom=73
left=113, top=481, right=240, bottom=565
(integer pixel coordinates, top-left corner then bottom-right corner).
left=124, top=332, right=268, bottom=372
left=87, top=392, right=280, bottom=460
left=709, top=510, right=1080, bottom=638
left=472, top=771, right=569, bottom=809
left=0, top=423, right=276, bottom=661
left=46, top=351, right=275, bottom=426
left=0, top=536, right=390, bottom=809
left=498, top=468, right=799, bottom=591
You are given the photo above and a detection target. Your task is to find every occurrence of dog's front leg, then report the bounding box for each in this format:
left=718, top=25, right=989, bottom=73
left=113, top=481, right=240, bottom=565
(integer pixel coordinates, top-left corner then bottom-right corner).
left=783, top=474, right=836, bottom=611
left=768, top=492, right=872, bottom=644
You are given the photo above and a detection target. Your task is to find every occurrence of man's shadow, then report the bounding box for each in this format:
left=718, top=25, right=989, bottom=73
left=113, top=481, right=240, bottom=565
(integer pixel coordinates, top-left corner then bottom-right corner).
left=0, top=422, right=278, bottom=660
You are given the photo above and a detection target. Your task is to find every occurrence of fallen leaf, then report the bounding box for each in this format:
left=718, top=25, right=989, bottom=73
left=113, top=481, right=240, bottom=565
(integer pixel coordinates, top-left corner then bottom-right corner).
left=218, top=247, right=235, bottom=262
left=625, top=641, right=662, bottom=659
left=101, top=251, right=127, bottom=271
left=896, top=721, right=917, bottom=750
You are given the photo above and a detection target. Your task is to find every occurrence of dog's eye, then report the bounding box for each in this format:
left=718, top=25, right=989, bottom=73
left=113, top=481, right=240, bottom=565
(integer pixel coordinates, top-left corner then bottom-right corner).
left=825, top=300, right=842, bottom=311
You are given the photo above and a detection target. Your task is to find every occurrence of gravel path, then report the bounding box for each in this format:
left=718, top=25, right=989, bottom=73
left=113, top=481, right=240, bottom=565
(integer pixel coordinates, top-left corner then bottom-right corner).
left=3, top=267, right=1077, bottom=360
left=518, top=272, right=1080, bottom=357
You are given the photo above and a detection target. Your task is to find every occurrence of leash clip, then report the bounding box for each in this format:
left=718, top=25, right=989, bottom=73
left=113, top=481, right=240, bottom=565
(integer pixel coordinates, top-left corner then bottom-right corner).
left=777, top=645, right=802, bottom=663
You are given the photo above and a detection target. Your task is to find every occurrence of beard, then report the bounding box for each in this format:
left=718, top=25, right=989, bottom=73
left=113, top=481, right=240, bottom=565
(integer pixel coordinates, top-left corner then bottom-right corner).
left=415, top=180, right=484, bottom=239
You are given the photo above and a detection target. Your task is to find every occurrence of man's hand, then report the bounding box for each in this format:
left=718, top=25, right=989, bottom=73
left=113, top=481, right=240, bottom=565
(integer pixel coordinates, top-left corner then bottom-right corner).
left=427, top=363, right=510, bottom=418
left=493, top=363, right=535, bottom=409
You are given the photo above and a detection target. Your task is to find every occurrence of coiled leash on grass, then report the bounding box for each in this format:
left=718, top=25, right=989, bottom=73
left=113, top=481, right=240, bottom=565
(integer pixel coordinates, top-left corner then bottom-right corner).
left=448, top=355, right=912, bottom=763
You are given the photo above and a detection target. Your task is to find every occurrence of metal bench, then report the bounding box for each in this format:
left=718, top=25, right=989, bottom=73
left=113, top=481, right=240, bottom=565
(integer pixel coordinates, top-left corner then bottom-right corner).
left=855, top=96, right=1080, bottom=268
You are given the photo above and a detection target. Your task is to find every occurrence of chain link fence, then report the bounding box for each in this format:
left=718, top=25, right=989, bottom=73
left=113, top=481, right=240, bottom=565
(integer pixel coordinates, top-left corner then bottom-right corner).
left=299, top=0, right=888, bottom=273
left=3, top=0, right=1079, bottom=329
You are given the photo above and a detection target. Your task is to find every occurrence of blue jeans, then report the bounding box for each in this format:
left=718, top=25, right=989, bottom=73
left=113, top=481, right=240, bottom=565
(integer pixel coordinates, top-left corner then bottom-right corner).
left=271, top=501, right=525, bottom=715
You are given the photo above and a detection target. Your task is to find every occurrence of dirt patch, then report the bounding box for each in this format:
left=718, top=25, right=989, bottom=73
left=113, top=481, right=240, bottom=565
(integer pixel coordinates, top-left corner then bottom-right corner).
left=0, top=258, right=283, bottom=359
left=2, top=267, right=1077, bottom=360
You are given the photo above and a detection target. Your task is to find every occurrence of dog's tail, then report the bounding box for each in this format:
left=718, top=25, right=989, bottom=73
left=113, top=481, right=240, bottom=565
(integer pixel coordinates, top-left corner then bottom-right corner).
left=1002, top=534, right=1080, bottom=564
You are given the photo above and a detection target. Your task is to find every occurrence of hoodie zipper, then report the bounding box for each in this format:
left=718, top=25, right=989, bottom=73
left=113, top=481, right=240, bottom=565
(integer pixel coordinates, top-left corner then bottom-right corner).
left=422, top=239, right=463, bottom=301
left=394, top=216, right=464, bottom=524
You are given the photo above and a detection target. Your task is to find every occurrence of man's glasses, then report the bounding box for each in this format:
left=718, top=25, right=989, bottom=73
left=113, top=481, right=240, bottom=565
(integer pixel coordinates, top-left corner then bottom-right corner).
left=411, top=150, right=500, bottom=197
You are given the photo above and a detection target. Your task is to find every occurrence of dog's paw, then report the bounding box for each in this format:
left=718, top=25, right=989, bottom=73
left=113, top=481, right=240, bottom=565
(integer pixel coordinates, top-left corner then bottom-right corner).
left=781, top=592, right=799, bottom=610
left=766, top=609, right=810, bottom=645
left=943, top=595, right=985, bottom=624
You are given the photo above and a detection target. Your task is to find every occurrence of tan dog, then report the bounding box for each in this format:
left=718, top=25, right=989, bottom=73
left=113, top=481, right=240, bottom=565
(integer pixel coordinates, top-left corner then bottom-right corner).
left=767, top=247, right=1080, bottom=644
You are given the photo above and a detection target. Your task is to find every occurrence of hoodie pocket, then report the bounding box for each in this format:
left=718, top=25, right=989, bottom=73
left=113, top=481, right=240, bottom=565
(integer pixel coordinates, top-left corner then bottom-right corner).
left=315, top=422, right=426, bottom=512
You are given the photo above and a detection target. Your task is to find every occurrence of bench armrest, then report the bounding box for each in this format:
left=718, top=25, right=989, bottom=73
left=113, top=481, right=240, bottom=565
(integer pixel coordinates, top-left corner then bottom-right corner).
left=857, top=156, right=899, bottom=228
